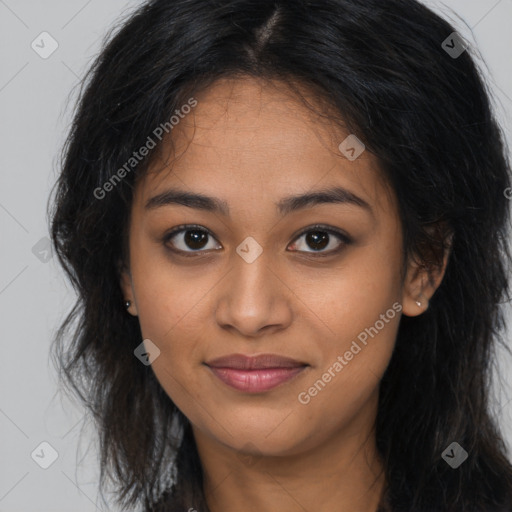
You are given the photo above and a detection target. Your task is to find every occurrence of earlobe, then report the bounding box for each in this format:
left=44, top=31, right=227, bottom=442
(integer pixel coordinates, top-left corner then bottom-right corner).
left=401, top=230, right=452, bottom=318
left=124, top=299, right=138, bottom=316
left=401, top=264, right=431, bottom=317
left=118, top=259, right=138, bottom=316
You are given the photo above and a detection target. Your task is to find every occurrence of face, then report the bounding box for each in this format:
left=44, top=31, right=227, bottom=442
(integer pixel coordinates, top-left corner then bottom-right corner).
left=121, top=76, right=441, bottom=458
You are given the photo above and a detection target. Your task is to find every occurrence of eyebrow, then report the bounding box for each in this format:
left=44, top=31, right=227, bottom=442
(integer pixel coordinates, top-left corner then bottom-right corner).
left=145, top=186, right=373, bottom=218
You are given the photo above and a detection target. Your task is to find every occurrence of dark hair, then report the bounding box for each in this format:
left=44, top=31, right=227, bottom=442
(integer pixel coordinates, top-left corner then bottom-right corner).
left=48, top=0, right=512, bottom=510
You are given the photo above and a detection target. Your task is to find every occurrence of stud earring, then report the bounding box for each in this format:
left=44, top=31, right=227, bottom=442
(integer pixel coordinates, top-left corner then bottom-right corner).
left=125, top=300, right=131, bottom=309
left=415, top=293, right=427, bottom=308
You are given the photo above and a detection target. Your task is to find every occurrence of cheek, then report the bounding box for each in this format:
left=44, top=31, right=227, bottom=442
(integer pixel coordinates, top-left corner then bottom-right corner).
left=130, top=238, right=216, bottom=343
left=295, top=303, right=400, bottom=437
left=134, top=280, right=212, bottom=391
left=132, top=265, right=211, bottom=425
left=297, top=241, right=402, bottom=409
left=312, top=243, right=402, bottom=348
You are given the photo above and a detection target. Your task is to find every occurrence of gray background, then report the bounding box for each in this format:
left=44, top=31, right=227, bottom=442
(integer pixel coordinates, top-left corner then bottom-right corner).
left=1, top=0, right=512, bottom=510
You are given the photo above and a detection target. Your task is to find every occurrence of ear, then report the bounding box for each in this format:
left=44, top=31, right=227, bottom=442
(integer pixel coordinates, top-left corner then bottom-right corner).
left=118, top=259, right=138, bottom=316
left=401, top=225, right=453, bottom=317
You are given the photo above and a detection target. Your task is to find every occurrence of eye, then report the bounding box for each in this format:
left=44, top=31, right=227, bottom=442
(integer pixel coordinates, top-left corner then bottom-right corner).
left=288, top=225, right=351, bottom=256
left=163, top=225, right=221, bottom=255
left=162, top=223, right=351, bottom=258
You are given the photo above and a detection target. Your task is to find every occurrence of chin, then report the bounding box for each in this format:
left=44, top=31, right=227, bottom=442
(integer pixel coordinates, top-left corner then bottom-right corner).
left=215, top=420, right=311, bottom=456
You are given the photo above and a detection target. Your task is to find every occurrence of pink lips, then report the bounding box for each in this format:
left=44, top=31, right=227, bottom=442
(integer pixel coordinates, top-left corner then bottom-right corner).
left=205, top=353, right=308, bottom=393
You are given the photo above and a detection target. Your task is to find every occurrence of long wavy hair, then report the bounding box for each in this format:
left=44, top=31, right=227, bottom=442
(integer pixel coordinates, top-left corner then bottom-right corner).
left=48, top=0, right=512, bottom=510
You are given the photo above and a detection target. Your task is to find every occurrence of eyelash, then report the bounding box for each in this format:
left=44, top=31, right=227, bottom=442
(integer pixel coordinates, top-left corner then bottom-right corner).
left=162, top=224, right=352, bottom=258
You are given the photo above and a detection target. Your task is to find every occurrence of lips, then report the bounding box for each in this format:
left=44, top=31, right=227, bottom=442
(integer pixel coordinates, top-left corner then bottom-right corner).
left=204, top=353, right=308, bottom=393
left=205, top=353, right=307, bottom=370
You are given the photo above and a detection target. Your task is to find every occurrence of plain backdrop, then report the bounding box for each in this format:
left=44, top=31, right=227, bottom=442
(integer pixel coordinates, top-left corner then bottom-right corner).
left=1, top=1, right=512, bottom=510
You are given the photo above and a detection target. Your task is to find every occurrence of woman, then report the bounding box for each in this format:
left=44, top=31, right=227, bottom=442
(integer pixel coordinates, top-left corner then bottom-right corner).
left=49, top=0, right=512, bottom=510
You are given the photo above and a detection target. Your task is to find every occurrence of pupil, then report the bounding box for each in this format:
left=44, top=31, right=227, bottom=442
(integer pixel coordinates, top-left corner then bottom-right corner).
left=306, top=231, right=328, bottom=251
left=185, top=230, right=208, bottom=250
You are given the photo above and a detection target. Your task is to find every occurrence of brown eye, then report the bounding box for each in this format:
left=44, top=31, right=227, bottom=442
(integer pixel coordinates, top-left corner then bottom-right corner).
left=304, top=231, right=329, bottom=251
left=183, top=229, right=209, bottom=250
left=164, top=226, right=221, bottom=254
left=289, top=225, right=351, bottom=256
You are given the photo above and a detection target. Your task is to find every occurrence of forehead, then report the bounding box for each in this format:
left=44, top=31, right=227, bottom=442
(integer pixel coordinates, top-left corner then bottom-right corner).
left=134, top=76, right=395, bottom=219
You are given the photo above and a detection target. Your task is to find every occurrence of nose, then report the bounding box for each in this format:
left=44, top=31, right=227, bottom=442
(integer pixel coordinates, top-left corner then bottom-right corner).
left=214, top=249, right=293, bottom=339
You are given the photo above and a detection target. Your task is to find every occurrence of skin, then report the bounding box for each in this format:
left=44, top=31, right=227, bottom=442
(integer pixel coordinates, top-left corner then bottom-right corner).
left=120, top=76, right=450, bottom=512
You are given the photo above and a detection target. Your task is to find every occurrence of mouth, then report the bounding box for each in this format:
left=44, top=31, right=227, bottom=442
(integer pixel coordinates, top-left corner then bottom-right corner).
left=204, top=353, right=309, bottom=393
